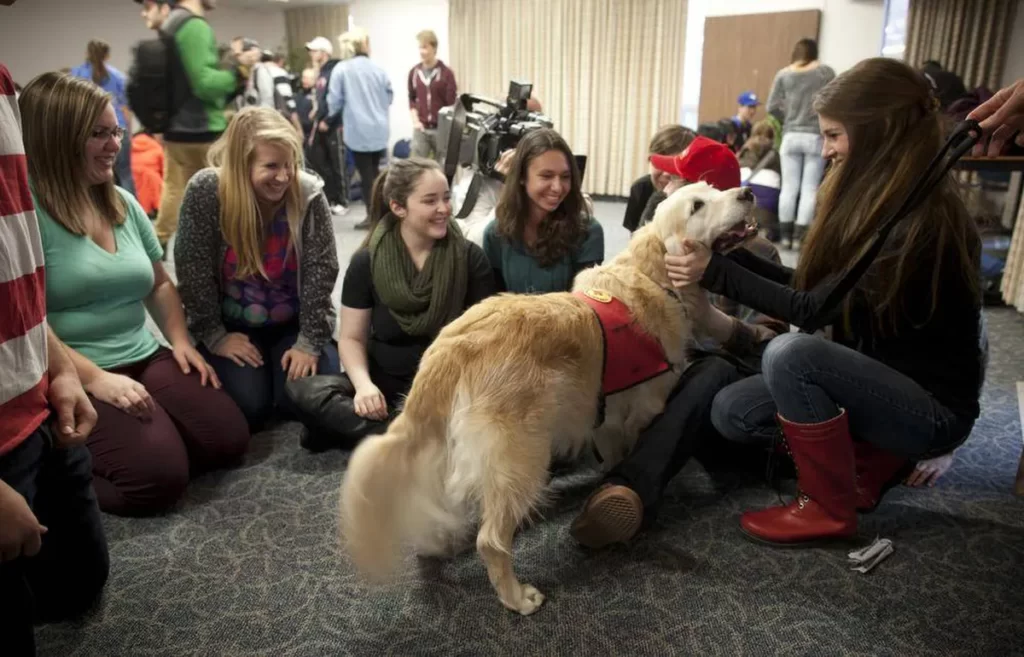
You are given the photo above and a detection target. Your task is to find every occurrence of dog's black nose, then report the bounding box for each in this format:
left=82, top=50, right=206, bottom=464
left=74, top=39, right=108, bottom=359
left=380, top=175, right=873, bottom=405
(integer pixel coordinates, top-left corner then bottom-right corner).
left=737, top=187, right=754, bottom=202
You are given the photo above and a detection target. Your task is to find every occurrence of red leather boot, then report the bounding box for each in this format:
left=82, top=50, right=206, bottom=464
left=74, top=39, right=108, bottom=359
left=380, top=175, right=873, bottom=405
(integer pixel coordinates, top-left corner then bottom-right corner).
left=741, top=410, right=858, bottom=545
left=854, top=441, right=910, bottom=513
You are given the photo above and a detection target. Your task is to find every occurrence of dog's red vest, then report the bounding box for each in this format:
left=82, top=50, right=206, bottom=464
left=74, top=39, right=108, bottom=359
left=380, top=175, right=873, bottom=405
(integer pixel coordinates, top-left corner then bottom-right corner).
left=573, top=289, right=672, bottom=396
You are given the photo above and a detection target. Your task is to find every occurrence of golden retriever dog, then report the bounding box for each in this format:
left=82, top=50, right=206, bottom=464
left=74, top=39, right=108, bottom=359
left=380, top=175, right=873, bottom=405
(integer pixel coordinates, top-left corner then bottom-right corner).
left=340, top=182, right=756, bottom=615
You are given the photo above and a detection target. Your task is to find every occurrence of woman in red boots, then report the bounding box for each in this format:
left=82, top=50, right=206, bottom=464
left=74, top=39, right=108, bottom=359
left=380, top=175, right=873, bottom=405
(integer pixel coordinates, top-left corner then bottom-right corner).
left=669, top=57, right=983, bottom=545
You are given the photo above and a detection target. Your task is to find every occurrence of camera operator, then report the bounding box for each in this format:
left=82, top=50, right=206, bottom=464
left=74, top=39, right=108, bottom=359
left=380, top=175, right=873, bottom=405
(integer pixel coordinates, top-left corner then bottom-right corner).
left=670, top=58, right=983, bottom=545
left=481, top=128, right=604, bottom=293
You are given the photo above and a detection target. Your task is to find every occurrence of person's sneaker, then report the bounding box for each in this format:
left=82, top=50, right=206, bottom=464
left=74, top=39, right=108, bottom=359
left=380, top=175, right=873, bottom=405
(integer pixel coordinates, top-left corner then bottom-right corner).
left=570, top=483, right=643, bottom=549
left=353, top=218, right=372, bottom=230
left=331, top=204, right=350, bottom=216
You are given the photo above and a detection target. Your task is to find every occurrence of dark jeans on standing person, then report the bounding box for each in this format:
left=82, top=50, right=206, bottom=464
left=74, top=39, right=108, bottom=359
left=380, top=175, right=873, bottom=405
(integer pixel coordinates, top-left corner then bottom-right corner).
left=309, top=127, right=347, bottom=208
left=87, top=348, right=251, bottom=516
left=114, top=131, right=136, bottom=198
left=201, top=322, right=341, bottom=430
left=602, top=354, right=744, bottom=515
left=285, top=366, right=411, bottom=451
left=352, top=149, right=386, bottom=207
left=711, top=333, right=973, bottom=459
left=0, top=427, right=110, bottom=657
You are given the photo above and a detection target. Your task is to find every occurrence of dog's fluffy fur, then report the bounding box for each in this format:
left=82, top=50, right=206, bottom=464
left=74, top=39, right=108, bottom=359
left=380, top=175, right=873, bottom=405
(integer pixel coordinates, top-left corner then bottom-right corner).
left=340, top=183, right=755, bottom=615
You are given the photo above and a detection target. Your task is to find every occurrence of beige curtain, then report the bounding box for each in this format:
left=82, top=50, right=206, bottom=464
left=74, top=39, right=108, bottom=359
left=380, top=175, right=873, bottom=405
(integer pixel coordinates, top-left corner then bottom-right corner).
left=284, top=5, right=349, bottom=70
left=449, top=0, right=687, bottom=196
left=905, top=0, right=1017, bottom=89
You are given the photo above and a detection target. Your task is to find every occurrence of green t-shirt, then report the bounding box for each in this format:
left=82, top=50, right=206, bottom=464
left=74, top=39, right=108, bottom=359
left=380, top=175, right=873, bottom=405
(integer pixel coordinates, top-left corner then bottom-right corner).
left=35, top=187, right=164, bottom=370
left=481, top=217, right=604, bottom=294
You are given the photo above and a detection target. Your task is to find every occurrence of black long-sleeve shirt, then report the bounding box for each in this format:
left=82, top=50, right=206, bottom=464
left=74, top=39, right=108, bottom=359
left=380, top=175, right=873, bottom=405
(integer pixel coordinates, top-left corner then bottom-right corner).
left=701, top=242, right=982, bottom=424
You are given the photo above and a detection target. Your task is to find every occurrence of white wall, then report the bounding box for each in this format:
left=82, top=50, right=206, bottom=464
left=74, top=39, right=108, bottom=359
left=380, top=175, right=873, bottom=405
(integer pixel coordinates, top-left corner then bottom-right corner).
left=0, top=0, right=285, bottom=86
left=1002, top=0, right=1024, bottom=87
left=348, top=0, right=450, bottom=150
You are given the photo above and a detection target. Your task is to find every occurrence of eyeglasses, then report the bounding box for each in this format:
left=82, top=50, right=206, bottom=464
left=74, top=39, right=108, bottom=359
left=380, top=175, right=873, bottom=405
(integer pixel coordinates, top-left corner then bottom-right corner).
left=90, top=127, right=125, bottom=142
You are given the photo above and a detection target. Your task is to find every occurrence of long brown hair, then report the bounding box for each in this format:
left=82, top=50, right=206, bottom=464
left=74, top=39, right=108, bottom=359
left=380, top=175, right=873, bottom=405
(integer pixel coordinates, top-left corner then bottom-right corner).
left=87, top=40, right=110, bottom=85
left=791, top=38, right=818, bottom=65
left=795, top=57, right=979, bottom=333
left=362, top=157, right=443, bottom=248
left=207, top=107, right=304, bottom=279
left=20, top=72, right=126, bottom=233
left=495, top=128, right=588, bottom=267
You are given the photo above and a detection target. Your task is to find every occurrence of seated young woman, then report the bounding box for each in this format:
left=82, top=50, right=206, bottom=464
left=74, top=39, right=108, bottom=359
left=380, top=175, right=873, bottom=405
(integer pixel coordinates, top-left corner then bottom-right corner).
left=569, top=145, right=781, bottom=549
left=669, top=58, right=983, bottom=545
left=622, top=124, right=696, bottom=233
left=285, top=158, right=497, bottom=451
left=175, top=107, right=341, bottom=429
left=482, top=128, right=605, bottom=293
left=20, top=73, right=250, bottom=517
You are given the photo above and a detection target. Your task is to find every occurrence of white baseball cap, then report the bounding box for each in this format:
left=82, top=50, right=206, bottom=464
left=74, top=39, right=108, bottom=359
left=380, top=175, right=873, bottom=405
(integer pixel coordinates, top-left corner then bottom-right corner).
left=305, top=36, right=334, bottom=55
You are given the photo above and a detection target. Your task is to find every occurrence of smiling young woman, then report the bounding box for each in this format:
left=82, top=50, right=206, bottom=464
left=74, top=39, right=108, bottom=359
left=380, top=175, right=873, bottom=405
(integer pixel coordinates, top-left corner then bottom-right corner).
left=285, top=157, right=498, bottom=452
left=174, top=107, right=341, bottom=430
left=20, top=72, right=250, bottom=517
left=482, top=128, right=605, bottom=294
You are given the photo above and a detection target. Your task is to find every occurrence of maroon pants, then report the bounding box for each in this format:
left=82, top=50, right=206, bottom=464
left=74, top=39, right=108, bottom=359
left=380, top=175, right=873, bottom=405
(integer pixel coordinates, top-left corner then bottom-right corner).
left=87, top=348, right=250, bottom=516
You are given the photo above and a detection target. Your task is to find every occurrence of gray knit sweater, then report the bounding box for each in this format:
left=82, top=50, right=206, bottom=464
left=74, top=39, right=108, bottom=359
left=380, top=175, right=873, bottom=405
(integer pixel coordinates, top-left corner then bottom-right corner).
left=174, top=168, right=339, bottom=355
left=766, top=63, right=836, bottom=135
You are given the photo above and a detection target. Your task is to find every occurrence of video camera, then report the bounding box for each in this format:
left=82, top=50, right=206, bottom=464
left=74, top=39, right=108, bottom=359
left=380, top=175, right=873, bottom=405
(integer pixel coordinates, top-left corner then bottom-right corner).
left=437, top=80, right=554, bottom=182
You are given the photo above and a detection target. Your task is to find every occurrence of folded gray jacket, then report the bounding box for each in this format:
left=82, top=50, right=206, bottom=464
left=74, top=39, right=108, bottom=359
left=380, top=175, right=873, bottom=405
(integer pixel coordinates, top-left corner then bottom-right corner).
left=174, top=167, right=339, bottom=355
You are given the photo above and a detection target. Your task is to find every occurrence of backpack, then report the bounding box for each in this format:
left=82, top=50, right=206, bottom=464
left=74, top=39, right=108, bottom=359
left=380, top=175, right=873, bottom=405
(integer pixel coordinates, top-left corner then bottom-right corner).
left=127, top=13, right=196, bottom=133
left=248, top=64, right=296, bottom=118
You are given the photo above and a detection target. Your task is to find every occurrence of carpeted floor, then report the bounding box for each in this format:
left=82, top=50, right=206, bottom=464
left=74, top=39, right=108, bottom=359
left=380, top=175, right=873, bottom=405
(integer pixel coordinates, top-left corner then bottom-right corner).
left=36, top=204, right=1024, bottom=657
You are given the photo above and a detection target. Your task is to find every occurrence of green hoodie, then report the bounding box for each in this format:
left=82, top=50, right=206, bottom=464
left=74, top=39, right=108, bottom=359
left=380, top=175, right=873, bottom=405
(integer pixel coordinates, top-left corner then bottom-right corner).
left=163, top=7, right=239, bottom=143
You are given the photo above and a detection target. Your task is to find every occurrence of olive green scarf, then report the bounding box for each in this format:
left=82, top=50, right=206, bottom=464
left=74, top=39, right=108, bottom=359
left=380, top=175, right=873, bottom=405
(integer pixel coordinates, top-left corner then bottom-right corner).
left=368, top=215, right=468, bottom=337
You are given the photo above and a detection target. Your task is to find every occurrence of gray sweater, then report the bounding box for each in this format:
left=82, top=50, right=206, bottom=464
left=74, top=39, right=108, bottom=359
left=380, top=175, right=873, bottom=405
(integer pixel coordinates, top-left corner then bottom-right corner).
left=174, top=168, right=339, bottom=355
left=766, top=64, right=836, bottom=135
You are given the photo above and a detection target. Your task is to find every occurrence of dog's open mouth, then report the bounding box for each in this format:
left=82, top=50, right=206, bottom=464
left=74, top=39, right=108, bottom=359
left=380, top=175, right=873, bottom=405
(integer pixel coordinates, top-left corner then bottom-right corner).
left=712, top=219, right=758, bottom=252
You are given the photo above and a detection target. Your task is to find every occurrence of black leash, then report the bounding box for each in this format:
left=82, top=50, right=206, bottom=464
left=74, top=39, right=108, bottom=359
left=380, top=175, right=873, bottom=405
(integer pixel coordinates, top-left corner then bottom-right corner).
left=801, top=119, right=983, bottom=334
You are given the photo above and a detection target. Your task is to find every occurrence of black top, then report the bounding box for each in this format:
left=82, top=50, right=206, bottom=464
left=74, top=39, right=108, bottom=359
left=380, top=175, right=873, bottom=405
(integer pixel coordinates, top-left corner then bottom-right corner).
left=294, top=89, right=315, bottom=138
left=341, top=243, right=497, bottom=380
left=702, top=241, right=982, bottom=424
left=623, top=175, right=656, bottom=232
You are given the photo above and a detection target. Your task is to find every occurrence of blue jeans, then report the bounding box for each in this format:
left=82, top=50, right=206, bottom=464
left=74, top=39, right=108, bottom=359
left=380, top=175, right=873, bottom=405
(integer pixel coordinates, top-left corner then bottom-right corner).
left=710, top=333, right=973, bottom=458
left=115, top=131, right=136, bottom=198
left=778, top=132, right=823, bottom=227
left=0, top=427, right=110, bottom=656
left=201, top=323, right=341, bottom=428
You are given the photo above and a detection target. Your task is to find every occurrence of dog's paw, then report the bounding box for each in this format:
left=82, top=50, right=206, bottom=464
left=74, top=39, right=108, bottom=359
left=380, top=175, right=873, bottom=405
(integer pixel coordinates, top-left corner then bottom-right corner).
left=514, top=584, right=546, bottom=616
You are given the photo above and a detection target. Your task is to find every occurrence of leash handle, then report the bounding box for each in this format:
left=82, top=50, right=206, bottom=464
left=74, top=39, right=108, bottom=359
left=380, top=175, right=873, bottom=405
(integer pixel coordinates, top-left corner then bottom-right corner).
left=801, top=120, right=982, bottom=333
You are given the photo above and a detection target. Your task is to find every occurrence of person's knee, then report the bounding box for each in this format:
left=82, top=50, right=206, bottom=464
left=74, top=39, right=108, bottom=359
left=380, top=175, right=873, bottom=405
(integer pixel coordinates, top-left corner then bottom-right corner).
left=710, top=384, right=751, bottom=443
left=101, top=428, right=190, bottom=517
left=220, top=370, right=273, bottom=428
left=761, top=332, right=820, bottom=387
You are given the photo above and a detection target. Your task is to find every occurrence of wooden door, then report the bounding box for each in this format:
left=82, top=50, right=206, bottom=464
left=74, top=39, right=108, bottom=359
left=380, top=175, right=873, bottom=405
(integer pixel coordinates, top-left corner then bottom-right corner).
left=698, top=10, right=821, bottom=126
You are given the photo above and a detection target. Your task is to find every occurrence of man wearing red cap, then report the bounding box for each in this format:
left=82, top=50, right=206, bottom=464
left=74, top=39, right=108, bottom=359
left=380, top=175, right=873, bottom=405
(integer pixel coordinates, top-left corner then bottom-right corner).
left=570, top=138, right=785, bottom=549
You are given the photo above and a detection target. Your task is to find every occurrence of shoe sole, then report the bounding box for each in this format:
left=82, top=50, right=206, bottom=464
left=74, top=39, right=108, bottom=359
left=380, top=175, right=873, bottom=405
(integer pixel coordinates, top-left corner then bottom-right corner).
left=571, top=489, right=643, bottom=549
left=739, top=524, right=858, bottom=548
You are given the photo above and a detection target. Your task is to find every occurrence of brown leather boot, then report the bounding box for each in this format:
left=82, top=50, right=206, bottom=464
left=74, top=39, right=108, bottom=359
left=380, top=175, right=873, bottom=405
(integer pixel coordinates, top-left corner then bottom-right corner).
left=570, top=483, right=643, bottom=549
left=741, top=410, right=858, bottom=545
left=854, top=441, right=911, bottom=513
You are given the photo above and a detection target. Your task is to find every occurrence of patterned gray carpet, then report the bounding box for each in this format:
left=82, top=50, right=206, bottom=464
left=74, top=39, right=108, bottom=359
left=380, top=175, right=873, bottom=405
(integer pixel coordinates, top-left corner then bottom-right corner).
left=37, top=309, right=1024, bottom=657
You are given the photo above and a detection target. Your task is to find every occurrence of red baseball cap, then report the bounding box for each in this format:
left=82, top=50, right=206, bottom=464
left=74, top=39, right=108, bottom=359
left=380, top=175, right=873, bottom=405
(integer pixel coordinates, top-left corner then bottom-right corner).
left=649, top=136, right=741, bottom=191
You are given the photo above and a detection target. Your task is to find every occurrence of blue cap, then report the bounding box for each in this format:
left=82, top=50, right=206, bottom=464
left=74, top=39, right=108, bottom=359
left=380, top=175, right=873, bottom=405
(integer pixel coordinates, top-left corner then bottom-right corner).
left=737, top=91, right=760, bottom=107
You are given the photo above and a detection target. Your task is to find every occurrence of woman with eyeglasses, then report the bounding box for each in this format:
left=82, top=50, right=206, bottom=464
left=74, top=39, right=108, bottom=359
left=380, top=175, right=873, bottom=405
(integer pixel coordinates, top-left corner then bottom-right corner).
left=20, top=73, right=250, bottom=517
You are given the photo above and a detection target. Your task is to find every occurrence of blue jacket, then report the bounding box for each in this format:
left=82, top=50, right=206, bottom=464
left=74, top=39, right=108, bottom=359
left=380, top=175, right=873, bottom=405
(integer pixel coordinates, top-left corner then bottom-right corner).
left=327, top=55, right=392, bottom=153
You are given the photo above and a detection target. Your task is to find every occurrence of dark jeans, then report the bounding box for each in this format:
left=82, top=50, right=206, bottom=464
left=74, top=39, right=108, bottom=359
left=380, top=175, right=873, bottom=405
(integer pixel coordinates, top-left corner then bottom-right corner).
left=89, top=348, right=251, bottom=516
left=711, top=333, right=972, bottom=459
left=606, top=354, right=744, bottom=513
left=114, top=131, right=135, bottom=198
left=352, top=149, right=385, bottom=206
left=309, top=127, right=347, bottom=207
left=0, top=427, right=110, bottom=656
left=285, top=368, right=411, bottom=451
left=201, top=323, right=341, bottom=429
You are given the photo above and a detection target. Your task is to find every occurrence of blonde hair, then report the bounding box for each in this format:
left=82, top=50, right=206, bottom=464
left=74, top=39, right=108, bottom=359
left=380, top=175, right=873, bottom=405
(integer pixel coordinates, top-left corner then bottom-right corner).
left=207, top=107, right=304, bottom=280
left=344, top=27, right=370, bottom=56
left=336, top=32, right=356, bottom=60
left=416, top=30, right=438, bottom=49
left=19, top=72, right=126, bottom=234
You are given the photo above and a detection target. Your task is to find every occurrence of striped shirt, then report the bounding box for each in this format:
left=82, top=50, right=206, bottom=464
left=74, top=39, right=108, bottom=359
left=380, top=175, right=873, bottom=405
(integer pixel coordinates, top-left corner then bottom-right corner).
left=0, top=63, right=50, bottom=456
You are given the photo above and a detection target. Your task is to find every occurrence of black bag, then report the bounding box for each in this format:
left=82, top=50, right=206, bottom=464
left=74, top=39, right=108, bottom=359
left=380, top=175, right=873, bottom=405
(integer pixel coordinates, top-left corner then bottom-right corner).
left=127, top=16, right=195, bottom=133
